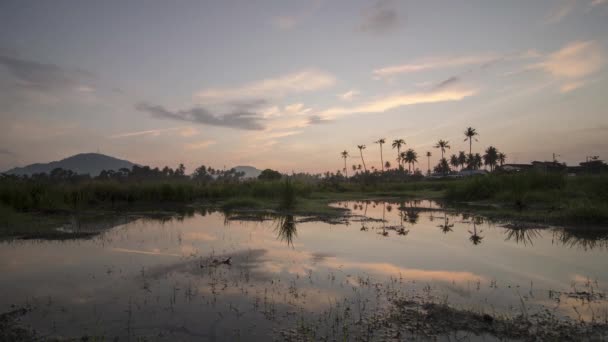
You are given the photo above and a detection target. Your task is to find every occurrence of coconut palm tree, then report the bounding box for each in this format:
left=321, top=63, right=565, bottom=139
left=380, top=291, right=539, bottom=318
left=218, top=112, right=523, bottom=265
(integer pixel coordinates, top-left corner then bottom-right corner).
left=385, top=161, right=391, bottom=170
left=404, top=149, right=418, bottom=173
left=464, top=127, right=479, bottom=156
left=434, top=139, right=451, bottom=160
left=483, top=146, right=499, bottom=171
left=497, top=152, right=507, bottom=167
left=357, top=145, right=367, bottom=172
left=340, top=150, right=349, bottom=177
left=426, top=151, right=432, bottom=175
left=457, top=151, right=467, bottom=170
left=392, top=139, right=406, bottom=169
left=449, top=154, right=459, bottom=170
left=375, top=138, right=386, bottom=172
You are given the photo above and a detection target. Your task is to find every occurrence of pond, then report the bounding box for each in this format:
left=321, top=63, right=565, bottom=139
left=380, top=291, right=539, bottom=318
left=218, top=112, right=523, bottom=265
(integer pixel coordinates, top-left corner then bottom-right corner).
left=1, top=200, right=607, bottom=340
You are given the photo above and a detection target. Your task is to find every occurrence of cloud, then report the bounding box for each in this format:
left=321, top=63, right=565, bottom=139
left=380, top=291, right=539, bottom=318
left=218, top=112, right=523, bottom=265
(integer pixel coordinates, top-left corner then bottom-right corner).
left=590, top=0, right=608, bottom=6
left=433, top=76, right=461, bottom=90
left=338, top=90, right=360, bottom=101
left=544, top=0, right=577, bottom=24
left=307, top=115, right=333, bottom=125
left=184, top=140, right=217, bottom=150
left=560, top=80, right=585, bottom=93
left=319, top=87, right=477, bottom=119
left=373, top=54, right=498, bottom=78
left=359, top=0, right=402, bottom=34
left=0, top=54, right=94, bottom=92
left=135, top=103, right=265, bottom=130
left=534, top=41, right=604, bottom=79
left=108, top=127, right=199, bottom=139
left=0, top=148, right=15, bottom=156
left=195, top=69, right=335, bottom=103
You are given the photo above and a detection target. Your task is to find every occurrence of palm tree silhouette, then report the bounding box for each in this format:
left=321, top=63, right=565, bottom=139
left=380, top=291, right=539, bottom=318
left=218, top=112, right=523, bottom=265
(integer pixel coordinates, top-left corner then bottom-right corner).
left=458, top=151, right=467, bottom=170
left=468, top=218, right=484, bottom=245
left=497, top=152, right=507, bottom=167
left=438, top=213, right=454, bottom=233
left=357, top=145, right=367, bottom=172
left=434, top=139, right=451, bottom=160
left=426, top=151, right=432, bottom=175
left=449, top=154, right=460, bottom=171
left=392, top=139, right=406, bottom=169
left=403, top=149, right=418, bottom=173
left=483, top=146, right=499, bottom=171
left=341, top=150, right=350, bottom=177
left=385, top=161, right=391, bottom=170
left=464, top=127, right=479, bottom=156
left=375, top=138, right=386, bottom=172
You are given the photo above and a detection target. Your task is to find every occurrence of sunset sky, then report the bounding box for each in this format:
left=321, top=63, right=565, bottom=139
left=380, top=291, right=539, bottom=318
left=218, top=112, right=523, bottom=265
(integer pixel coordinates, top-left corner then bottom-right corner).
left=1, top=0, right=607, bottom=173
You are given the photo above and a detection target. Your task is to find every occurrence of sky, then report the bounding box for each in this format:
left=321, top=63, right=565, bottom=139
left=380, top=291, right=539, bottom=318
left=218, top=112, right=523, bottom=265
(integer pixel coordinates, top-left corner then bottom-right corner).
left=1, top=0, right=607, bottom=174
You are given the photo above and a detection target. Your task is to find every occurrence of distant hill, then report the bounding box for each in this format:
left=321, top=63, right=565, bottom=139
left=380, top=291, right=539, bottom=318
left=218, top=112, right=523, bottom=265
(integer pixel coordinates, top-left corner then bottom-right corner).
left=3, top=153, right=135, bottom=176
left=233, top=165, right=262, bottom=179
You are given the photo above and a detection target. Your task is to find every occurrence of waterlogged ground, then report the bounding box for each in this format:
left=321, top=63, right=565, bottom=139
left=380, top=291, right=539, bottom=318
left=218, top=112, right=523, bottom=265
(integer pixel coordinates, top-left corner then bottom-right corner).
left=1, top=200, right=608, bottom=341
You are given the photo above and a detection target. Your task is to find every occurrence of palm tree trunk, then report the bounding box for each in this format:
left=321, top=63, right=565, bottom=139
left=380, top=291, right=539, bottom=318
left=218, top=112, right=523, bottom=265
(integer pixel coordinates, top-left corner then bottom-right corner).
left=344, top=158, right=348, bottom=178
left=469, top=139, right=472, bottom=156
left=397, top=147, right=401, bottom=169
left=380, top=144, right=384, bottom=172
left=360, top=151, right=367, bottom=172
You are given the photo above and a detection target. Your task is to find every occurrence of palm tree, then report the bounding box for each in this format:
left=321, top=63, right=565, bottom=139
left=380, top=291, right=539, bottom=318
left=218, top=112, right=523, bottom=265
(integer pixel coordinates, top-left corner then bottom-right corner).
left=357, top=145, right=367, bottom=172
left=375, top=138, right=386, bottom=172
left=434, top=139, right=451, bottom=160
left=392, top=139, right=406, bottom=169
left=340, top=150, right=349, bottom=177
left=483, top=146, right=498, bottom=171
left=457, top=151, right=467, bottom=170
left=449, top=154, right=459, bottom=170
left=385, top=161, right=391, bottom=170
left=399, top=151, right=407, bottom=172
left=464, top=127, right=479, bottom=156
left=426, top=151, right=432, bottom=175
left=404, top=149, right=418, bottom=173
left=497, top=152, right=507, bottom=167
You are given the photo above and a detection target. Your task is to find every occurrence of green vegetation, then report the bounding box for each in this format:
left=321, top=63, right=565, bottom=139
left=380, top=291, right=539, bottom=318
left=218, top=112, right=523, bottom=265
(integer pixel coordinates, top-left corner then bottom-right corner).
left=446, top=172, right=608, bottom=223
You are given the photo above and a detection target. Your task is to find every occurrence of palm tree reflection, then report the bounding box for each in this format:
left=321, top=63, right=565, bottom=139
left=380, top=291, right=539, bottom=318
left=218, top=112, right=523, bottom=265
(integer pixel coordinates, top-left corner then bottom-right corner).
left=275, top=215, right=297, bottom=247
left=468, top=217, right=484, bottom=245
left=438, top=212, right=454, bottom=234
left=504, top=227, right=541, bottom=246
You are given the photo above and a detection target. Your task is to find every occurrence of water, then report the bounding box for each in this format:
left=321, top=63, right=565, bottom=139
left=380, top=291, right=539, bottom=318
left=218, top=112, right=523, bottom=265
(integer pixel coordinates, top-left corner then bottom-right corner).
left=1, top=200, right=607, bottom=340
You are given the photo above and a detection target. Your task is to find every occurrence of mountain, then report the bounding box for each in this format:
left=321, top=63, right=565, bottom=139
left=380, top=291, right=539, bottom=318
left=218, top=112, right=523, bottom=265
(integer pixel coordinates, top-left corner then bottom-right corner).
left=3, top=153, right=135, bottom=176
left=232, top=165, right=262, bottom=179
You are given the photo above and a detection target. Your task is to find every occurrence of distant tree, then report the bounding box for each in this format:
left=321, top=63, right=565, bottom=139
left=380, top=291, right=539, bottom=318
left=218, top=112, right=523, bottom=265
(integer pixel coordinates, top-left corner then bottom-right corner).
left=483, top=146, right=499, bottom=171
left=497, top=152, right=507, bottom=167
left=467, top=153, right=483, bottom=170
left=464, top=127, right=479, bottom=156
left=457, top=151, right=467, bottom=170
left=403, top=149, right=418, bottom=173
left=426, top=151, right=432, bottom=175
left=385, top=161, right=391, bottom=170
left=392, top=139, right=406, bottom=169
left=434, top=140, right=451, bottom=160
left=340, top=150, right=350, bottom=178
left=449, top=154, right=460, bottom=171
left=175, top=163, right=186, bottom=177
left=375, top=138, right=386, bottom=172
left=258, top=169, right=282, bottom=181
left=434, top=158, right=451, bottom=175
left=357, top=145, right=367, bottom=172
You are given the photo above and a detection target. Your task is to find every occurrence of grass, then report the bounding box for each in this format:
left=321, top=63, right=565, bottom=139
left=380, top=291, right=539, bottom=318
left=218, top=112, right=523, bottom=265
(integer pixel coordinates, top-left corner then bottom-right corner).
left=446, top=172, right=608, bottom=223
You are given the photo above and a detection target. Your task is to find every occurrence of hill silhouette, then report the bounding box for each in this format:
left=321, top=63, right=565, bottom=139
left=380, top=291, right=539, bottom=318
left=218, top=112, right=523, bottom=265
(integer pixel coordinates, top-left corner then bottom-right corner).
left=4, top=153, right=135, bottom=176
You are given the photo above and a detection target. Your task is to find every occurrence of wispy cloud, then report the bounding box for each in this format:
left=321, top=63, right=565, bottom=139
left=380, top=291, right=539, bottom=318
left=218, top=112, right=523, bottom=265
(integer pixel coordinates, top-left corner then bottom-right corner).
left=319, top=87, right=477, bottom=119
left=359, top=0, right=402, bottom=34
left=590, top=0, right=608, bottom=6
left=109, top=127, right=199, bottom=139
left=544, top=0, right=577, bottom=24
left=135, top=103, right=265, bottom=130
left=531, top=40, right=604, bottom=91
left=195, top=69, right=335, bottom=103
left=0, top=148, right=15, bottom=156
left=337, top=90, right=360, bottom=101
left=0, top=54, right=94, bottom=93
left=534, top=41, right=604, bottom=78
left=184, top=140, right=217, bottom=150
left=373, top=54, right=498, bottom=79
left=271, top=0, right=323, bottom=30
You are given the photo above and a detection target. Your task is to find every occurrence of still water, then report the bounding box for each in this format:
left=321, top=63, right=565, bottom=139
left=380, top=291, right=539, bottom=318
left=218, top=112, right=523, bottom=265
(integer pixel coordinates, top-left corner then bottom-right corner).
left=1, top=200, right=607, bottom=340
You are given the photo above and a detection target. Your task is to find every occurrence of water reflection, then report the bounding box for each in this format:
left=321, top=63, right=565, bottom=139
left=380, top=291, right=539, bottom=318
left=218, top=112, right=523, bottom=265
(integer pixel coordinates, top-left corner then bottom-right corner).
left=1, top=199, right=608, bottom=340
